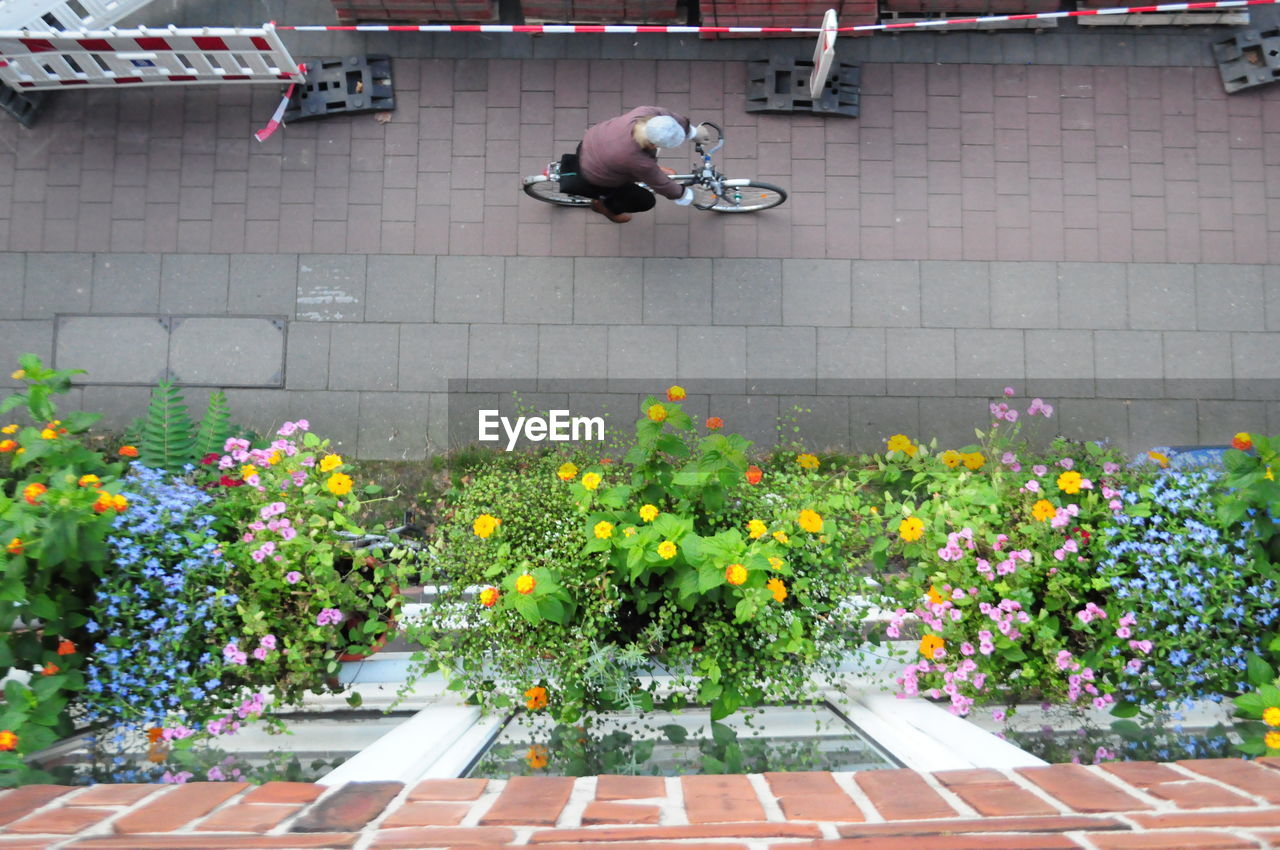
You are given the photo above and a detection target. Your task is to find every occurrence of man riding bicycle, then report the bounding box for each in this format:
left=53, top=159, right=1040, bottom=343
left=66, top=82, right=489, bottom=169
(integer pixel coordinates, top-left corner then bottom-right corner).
left=577, top=106, right=714, bottom=224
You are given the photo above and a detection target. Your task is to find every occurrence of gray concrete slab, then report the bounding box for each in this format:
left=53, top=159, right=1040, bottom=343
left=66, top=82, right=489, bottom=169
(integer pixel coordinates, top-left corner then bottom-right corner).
left=169, top=317, right=286, bottom=387
left=24, top=254, right=92, bottom=319
left=298, top=255, right=367, bottom=322
left=357, top=392, right=432, bottom=461
left=55, top=316, right=169, bottom=385
left=91, top=254, right=161, bottom=314
left=160, top=255, right=230, bottom=314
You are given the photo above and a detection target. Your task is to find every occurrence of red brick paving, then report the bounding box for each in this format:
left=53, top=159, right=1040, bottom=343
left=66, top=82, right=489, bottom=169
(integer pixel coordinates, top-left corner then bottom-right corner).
left=0, top=762, right=1274, bottom=847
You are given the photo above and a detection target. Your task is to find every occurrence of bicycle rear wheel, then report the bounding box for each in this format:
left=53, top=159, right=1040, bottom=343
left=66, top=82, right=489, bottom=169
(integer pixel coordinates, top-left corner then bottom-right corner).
left=522, top=175, right=594, bottom=207
left=705, top=181, right=787, bottom=213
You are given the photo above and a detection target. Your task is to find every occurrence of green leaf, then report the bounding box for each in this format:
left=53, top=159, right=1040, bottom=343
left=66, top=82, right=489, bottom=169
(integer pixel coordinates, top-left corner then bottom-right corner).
left=661, top=724, right=688, bottom=744
left=697, top=565, right=725, bottom=593
left=539, top=596, right=567, bottom=625
left=710, top=721, right=737, bottom=746
left=1109, top=720, right=1145, bottom=740
left=1109, top=701, right=1140, bottom=719
left=138, top=380, right=197, bottom=473
left=656, top=433, right=690, bottom=458
left=1234, top=692, right=1267, bottom=716
left=1247, top=653, right=1275, bottom=688
left=193, top=391, right=233, bottom=458
left=672, top=470, right=710, bottom=487
left=512, top=593, right=541, bottom=624
left=346, top=691, right=364, bottom=708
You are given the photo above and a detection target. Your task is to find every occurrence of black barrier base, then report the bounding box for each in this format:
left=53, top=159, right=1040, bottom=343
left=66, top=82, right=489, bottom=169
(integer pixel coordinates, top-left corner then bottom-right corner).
left=1213, top=29, right=1280, bottom=94
left=283, top=55, right=395, bottom=122
left=745, top=57, right=860, bottom=118
left=0, top=82, right=46, bottom=128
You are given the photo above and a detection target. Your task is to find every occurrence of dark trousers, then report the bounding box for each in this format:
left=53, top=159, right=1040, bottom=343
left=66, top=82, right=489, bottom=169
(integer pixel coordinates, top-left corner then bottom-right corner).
left=570, top=143, right=656, bottom=215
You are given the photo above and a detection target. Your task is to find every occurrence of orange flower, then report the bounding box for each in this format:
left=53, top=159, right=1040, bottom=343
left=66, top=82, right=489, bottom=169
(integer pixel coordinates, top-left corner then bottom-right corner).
left=798, top=509, right=823, bottom=534
left=647, top=403, right=667, bottom=423
left=22, top=483, right=46, bottom=505
left=93, top=493, right=114, bottom=513
left=725, top=563, right=748, bottom=586
left=926, top=585, right=945, bottom=605
left=41, top=663, right=59, bottom=676
left=478, top=587, right=499, bottom=608
left=706, top=416, right=724, bottom=430
left=119, top=445, right=139, bottom=458
left=0, top=730, right=16, bottom=751
left=525, top=744, right=549, bottom=770
left=745, top=465, right=762, bottom=485
left=766, top=577, right=787, bottom=602
left=5, top=538, right=22, bottom=556
left=147, top=727, right=165, bottom=744
left=0, top=440, right=15, bottom=453
left=78, top=474, right=100, bottom=488
left=57, top=639, right=75, bottom=656
left=524, top=686, right=548, bottom=710
left=111, top=494, right=129, bottom=513
left=1232, top=432, right=1253, bottom=451
left=516, top=574, right=536, bottom=595
left=666, top=385, right=686, bottom=402
left=919, top=634, right=945, bottom=659
left=1147, top=450, right=1170, bottom=469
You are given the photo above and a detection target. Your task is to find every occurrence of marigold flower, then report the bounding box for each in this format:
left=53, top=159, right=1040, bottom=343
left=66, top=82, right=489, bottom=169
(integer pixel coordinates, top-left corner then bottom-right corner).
left=326, top=473, right=353, bottom=496
left=1032, top=499, right=1057, bottom=522
left=526, top=744, right=549, bottom=769
left=10, top=370, right=25, bottom=380
left=886, top=434, right=918, bottom=457
left=962, top=452, right=984, bottom=471
left=666, top=386, right=686, bottom=402
left=241, top=464, right=258, bottom=479
left=57, top=639, right=75, bottom=655
left=581, top=472, right=602, bottom=491
left=747, top=519, right=767, bottom=539
left=1232, top=432, right=1253, bottom=451
left=594, top=520, right=614, bottom=539
left=1147, top=450, right=1170, bottom=468
left=0, top=425, right=15, bottom=434
left=940, top=450, right=962, bottom=469
left=92, top=493, right=114, bottom=513
left=478, top=587, right=499, bottom=608
left=111, top=494, right=128, bottom=512
left=1263, top=706, right=1280, bottom=727
left=657, top=540, right=677, bottom=559
left=0, top=730, right=16, bottom=751
left=745, top=465, right=763, bottom=485
left=41, top=663, right=59, bottom=676
left=639, top=504, right=659, bottom=522
left=516, top=574, right=536, bottom=595
left=473, top=514, right=501, bottom=539
left=706, top=416, right=724, bottom=430
left=772, top=530, right=789, bottom=545
left=1268, top=730, right=1280, bottom=752
left=766, top=577, right=787, bottom=602
left=524, top=686, right=548, bottom=710
left=725, top=563, right=748, bottom=585
left=78, top=474, right=100, bottom=488
left=1057, top=470, right=1082, bottom=495
left=119, top=445, right=139, bottom=458
left=0, top=440, right=13, bottom=454
left=5, top=538, right=22, bottom=556
left=796, top=453, right=819, bottom=470
left=22, top=483, right=46, bottom=505
left=899, top=516, right=925, bottom=542
left=39, top=428, right=56, bottom=440
left=319, top=454, right=343, bottom=472
left=798, top=509, right=823, bottom=534
left=919, top=634, right=945, bottom=659
left=927, top=585, right=945, bottom=605
left=557, top=462, right=578, bottom=482
left=768, top=556, right=783, bottom=571
left=647, top=403, right=667, bottom=423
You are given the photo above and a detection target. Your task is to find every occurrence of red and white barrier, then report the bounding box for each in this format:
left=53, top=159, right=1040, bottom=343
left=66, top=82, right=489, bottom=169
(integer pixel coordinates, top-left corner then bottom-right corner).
left=0, top=0, right=155, bottom=31
left=0, top=23, right=303, bottom=90
left=278, top=0, right=1279, bottom=33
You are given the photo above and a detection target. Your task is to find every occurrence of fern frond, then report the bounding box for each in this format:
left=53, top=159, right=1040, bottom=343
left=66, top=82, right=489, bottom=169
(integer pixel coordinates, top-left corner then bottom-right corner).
left=194, top=391, right=232, bottom=459
left=138, top=380, right=196, bottom=473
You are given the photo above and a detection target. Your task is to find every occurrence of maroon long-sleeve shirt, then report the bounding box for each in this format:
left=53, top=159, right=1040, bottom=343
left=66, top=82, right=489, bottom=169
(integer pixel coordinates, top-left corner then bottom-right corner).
left=579, top=106, right=692, bottom=200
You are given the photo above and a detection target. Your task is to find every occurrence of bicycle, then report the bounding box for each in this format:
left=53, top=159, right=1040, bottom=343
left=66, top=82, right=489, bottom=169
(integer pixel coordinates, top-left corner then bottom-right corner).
left=521, top=122, right=788, bottom=214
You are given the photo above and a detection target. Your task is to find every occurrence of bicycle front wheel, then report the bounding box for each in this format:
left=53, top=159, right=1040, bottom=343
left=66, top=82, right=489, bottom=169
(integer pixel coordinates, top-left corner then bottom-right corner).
left=705, top=181, right=787, bottom=213
left=522, top=175, right=594, bottom=207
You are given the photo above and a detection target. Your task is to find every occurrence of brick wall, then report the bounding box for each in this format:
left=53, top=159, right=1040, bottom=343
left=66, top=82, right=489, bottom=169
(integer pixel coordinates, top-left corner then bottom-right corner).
left=0, top=759, right=1277, bottom=847
left=328, top=0, right=498, bottom=23
left=701, top=0, right=878, bottom=37
left=521, top=1, right=682, bottom=22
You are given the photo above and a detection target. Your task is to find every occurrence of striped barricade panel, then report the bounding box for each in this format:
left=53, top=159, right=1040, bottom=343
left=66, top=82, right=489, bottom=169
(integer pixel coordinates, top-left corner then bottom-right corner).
left=0, top=24, right=303, bottom=89
left=0, top=0, right=158, bottom=30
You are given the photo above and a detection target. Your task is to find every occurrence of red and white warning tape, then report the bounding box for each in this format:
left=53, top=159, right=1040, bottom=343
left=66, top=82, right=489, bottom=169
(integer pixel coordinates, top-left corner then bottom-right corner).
left=278, top=0, right=1277, bottom=34
left=254, top=61, right=305, bottom=142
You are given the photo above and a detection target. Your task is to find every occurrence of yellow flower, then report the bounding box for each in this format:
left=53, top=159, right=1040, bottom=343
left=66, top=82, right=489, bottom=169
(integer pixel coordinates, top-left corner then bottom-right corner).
left=899, top=516, right=925, bottom=542
left=768, top=556, right=783, bottom=571
left=1263, top=706, right=1280, bottom=727
left=473, top=514, right=501, bottom=539
left=962, top=452, right=984, bottom=471
left=886, top=434, right=918, bottom=457
left=1057, top=470, right=1082, bottom=495
left=524, top=686, right=548, bottom=710
left=0, top=730, right=16, bottom=751
left=478, top=587, right=499, bottom=607
left=647, top=403, right=667, bottom=423
left=623, top=526, right=636, bottom=537
left=526, top=744, right=549, bottom=769
left=241, top=465, right=259, bottom=479
left=268, top=452, right=281, bottom=465
left=39, top=428, right=56, bottom=440
left=557, top=462, right=578, bottom=482
left=326, top=473, right=353, bottom=496
left=666, top=385, right=686, bottom=402
left=747, top=519, right=767, bottom=539
left=766, top=577, right=787, bottom=602
left=319, top=454, right=343, bottom=472
left=798, top=510, right=823, bottom=534
left=0, top=425, right=15, bottom=434
left=1267, top=730, right=1280, bottom=752
left=639, top=504, right=659, bottom=522
left=772, top=530, right=789, bottom=545
left=582, top=472, right=602, bottom=491
left=797, top=453, right=819, bottom=470
left=0, top=440, right=15, bottom=453
left=5, top=538, right=22, bottom=556
left=515, top=573, right=536, bottom=594
left=940, top=450, right=962, bottom=469
left=111, top=494, right=129, bottom=512
left=1032, top=499, right=1057, bottom=522
left=10, top=370, right=25, bottom=380
left=1148, top=450, right=1170, bottom=468
left=657, top=540, right=677, bottom=559
left=725, top=563, right=747, bottom=585
left=78, top=474, right=100, bottom=488
left=919, top=634, right=945, bottom=659
left=1267, top=466, right=1275, bottom=482
left=927, top=585, right=945, bottom=605
left=594, top=520, right=614, bottom=539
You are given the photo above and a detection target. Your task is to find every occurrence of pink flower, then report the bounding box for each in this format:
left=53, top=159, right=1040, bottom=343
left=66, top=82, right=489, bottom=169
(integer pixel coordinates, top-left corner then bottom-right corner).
left=286, top=571, right=302, bottom=584
left=1004, top=386, right=1015, bottom=397
left=1109, top=499, right=1123, bottom=511
left=206, top=766, right=225, bottom=782
left=961, top=642, right=975, bottom=656
left=252, top=647, right=268, bottom=661
left=317, top=608, right=343, bottom=626
left=993, top=534, right=1008, bottom=551
left=1032, top=464, right=1048, bottom=476
left=1103, top=462, right=1120, bottom=474
left=280, top=526, right=297, bottom=541
left=1005, top=409, right=1018, bottom=422
left=1063, top=539, right=1079, bottom=554
left=1024, top=480, right=1041, bottom=493
left=242, top=533, right=255, bottom=543
left=992, top=709, right=1006, bottom=721
left=261, top=634, right=277, bottom=650
left=1058, top=457, right=1074, bottom=469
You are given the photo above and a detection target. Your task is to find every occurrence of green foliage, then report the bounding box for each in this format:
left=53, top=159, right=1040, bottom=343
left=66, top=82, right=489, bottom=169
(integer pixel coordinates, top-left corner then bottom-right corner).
left=136, top=382, right=234, bottom=473
left=193, top=391, right=232, bottom=460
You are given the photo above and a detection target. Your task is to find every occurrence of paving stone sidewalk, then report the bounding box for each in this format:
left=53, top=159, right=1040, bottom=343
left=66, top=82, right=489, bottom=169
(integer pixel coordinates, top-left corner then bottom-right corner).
left=0, top=760, right=1277, bottom=848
